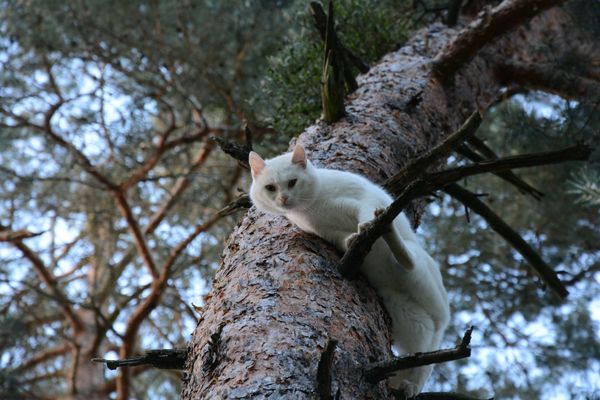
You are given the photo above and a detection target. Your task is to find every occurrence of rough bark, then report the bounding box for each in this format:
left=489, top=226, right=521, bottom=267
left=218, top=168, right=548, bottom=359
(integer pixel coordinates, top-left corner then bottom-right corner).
left=182, top=3, right=598, bottom=399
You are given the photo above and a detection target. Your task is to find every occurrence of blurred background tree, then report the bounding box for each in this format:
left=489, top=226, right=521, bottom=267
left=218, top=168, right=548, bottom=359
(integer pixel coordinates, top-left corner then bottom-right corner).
left=0, top=0, right=598, bottom=399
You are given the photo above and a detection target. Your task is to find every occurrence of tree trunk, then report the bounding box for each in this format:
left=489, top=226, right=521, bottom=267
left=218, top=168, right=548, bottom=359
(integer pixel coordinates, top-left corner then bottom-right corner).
left=182, top=2, right=597, bottom=399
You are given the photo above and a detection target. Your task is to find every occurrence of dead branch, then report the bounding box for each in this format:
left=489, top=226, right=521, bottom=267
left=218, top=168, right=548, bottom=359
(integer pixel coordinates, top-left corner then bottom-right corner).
left=445, top=0, right=463, bottom=26
left=309, top=1, right=368, bottom=75
left=0, top=229, right=45, bottom=242
left=342, top=141, right=589, bottom=294
left=413, top=392, right=493, bottom=400
left=496, top=61, right=600, bottom=101
left=316, top=338, right=338, bottom=400
left=339, top=179, right=432, bottom=278
left=93, top=348, right=186, bottom=370
left=443, top=183, right=569, bottom=298
left=218, top=193, right=252, bottom=216
left=364, top=327, right=473, bottom=383
left=457, top=140, right=543, bottom=199
left=385, top=110, right=482, bottom=194
left=431, top=0, right=567, bottom=81
left=340, top=111, right=482, bottom=277
left=211, top=135, right=251, bottom=169
left=427, top=143, right=592, bottom=187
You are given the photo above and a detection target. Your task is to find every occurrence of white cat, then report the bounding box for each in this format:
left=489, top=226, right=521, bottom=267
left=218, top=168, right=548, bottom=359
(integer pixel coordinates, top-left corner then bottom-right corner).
left=249, top=144, right=450, bottom=397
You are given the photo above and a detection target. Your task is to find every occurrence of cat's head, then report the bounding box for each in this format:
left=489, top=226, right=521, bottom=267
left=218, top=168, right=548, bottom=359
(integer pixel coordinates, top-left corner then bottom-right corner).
left=249, top=144, right=318, bottom=215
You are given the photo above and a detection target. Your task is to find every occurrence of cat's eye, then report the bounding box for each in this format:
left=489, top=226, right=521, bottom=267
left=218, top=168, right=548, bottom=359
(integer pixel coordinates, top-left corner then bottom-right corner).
left=288, top=179, right=297, bottom=188
left=265, top=184, right=276, bottom=192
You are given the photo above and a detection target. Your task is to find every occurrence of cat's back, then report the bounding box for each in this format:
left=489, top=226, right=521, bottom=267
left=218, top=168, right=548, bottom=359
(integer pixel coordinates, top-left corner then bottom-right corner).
left=318, top=167, right=392, bottom=203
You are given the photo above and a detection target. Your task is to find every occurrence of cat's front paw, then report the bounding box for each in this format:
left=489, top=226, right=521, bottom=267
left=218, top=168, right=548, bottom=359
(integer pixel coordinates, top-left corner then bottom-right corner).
left=357, top=220, right=372, bottom=233
left=390, top=379, right=419, bottom=399
left=345, top=232, right=360, bottom=249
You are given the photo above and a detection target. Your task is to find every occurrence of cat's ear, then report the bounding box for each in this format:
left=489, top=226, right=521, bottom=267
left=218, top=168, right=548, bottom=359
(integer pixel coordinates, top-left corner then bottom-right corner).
left=249, top=151, right=265, bottom=178
left=291, top=144, right=307, bottom=169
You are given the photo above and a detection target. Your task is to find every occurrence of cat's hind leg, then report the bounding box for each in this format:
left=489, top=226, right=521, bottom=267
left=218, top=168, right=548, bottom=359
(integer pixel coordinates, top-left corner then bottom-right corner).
left=379, top=288, right=437, bottom=397
left=353, top=206, right=415, bottom=269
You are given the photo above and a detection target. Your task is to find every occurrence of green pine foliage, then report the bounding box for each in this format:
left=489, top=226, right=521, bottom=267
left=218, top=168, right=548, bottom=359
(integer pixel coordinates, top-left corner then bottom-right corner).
left=261, top=0, right=413, bottom=136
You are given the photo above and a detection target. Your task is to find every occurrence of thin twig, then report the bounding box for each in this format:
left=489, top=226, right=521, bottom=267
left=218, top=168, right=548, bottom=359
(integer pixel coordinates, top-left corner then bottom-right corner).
left=444, top=183, right=569, bottom=298
left=364, top=327, right=474, bottom=383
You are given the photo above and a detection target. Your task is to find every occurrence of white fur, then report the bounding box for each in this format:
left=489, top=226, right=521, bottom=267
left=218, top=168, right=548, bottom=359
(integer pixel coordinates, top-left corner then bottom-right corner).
left=249, top=146, right=450, bottom=396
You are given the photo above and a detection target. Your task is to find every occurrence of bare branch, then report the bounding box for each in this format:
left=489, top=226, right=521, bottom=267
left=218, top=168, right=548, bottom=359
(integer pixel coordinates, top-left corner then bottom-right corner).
left=428, top=143, right=592, bottom=187
left=431, top=0, right=567, bottom=81
left=457, top=139, right=543, bottom=199
left=339, top=111, right=482, bottom=278
left=414, top=392, right=493, bottom=400
left=385, top=110, right=482, bottom=195
left=496, top=61, right=600, bottom=101
left=211, top=135, right=251, bottom=169
left=5, top=231, right=84, bottom=331
left=364, top=327, right=473, bottom=383
left=93, top=348, right=186, bottom=370
left=112, top=190, right=159, bottom=279
left=16, top=343, right=71, bottom=371
left=445, top=0, right=463, bottom=26
left=316, top=338, right=338, bottom=400
left=218, top=193, right=252, bottom=216
left=443, top=183, right=569, bottom=298
left=116, top=212, right=222, bottom=396
left=0, top=229, right=45, bottom=242
left=342, top=141, right=587, bottom=295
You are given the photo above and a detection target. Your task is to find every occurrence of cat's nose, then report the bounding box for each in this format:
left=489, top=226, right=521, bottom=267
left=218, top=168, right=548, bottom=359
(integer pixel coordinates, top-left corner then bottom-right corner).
left=280, top=195, right=289, bottom=205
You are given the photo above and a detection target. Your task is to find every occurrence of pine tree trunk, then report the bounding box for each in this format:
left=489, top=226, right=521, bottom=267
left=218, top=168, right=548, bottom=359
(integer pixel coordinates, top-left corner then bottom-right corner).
left=182, top=3, right=595, bottom=398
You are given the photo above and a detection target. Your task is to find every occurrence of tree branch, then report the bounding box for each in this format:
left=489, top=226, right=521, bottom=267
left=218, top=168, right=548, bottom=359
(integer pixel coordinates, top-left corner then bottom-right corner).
left=431, top=0, right=567, bottom=81
left=496, top=61, right=600, bottom=101
left=427, top=143, right=592, bottom=187
left=93, top=348, right=186, bottom=370
left=112, top=190, right=159, bottom=279
left=211, top=135, right=251, bottom=169
left=385, top=110, right=482, bottom=195
left=8, top=236, right=84, bottom=332
left=457, top=139, right=544, bottom=199
left=364, top=327, right=473, bottom=383
left=0, top=229, right=45, bottom=242
left=40, top=102, right=118, bottom=190
left=339, top=111, right=482, bottom=278
left=414, top=392, right=493, bottom=400
left=316, top=338, right=338, bottom=400
left=94, top=141, right=214, bottom=307
left=443, top=183, right=569, bottom=298
left=342, top=141, right=588, bottom=293
left=116, top=212, right=221, bottom=397
left=16, top=343, right=71, bottom=371
left=309, top=1, right=369, bottom=74
left=445, top=0, right=463, bottom=26
left=339, top=180, right=433, bottom=278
